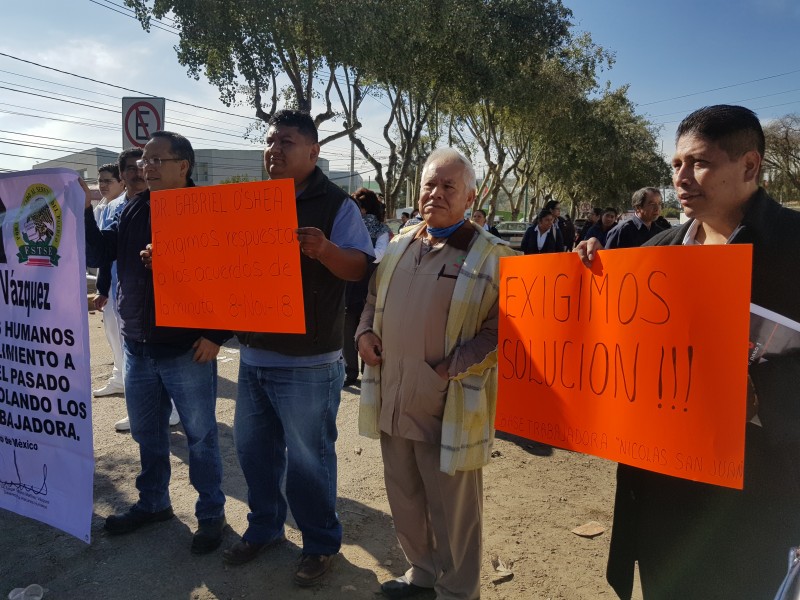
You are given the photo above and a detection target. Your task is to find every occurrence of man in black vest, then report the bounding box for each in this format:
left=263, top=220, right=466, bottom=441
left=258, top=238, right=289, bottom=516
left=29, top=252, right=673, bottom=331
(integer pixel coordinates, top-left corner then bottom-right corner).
left=223, top=110, right=374, bottom=586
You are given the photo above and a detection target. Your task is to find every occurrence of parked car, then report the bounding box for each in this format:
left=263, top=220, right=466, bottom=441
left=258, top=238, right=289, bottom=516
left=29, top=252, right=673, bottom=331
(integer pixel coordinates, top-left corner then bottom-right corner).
left=494, top=220, right=529, bottom=250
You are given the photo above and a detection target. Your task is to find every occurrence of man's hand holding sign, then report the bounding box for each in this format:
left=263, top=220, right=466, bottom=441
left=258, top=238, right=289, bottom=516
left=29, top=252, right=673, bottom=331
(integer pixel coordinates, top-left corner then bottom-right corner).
left=497, top=244, right=752, bottom=489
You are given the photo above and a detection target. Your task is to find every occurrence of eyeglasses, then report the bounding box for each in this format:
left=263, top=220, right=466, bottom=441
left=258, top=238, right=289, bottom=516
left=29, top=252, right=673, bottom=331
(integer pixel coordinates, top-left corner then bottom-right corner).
left=98, top=178, right=118, bottom=185
left=136, top=158, right=185, bottom=169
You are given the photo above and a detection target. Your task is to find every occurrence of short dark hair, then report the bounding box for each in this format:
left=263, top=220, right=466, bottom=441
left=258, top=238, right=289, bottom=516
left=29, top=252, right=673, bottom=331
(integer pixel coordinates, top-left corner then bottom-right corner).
left=592, top=207, right=603, bottom=217
left=118, top=147, right=143, bottom=173
left=536, top=208, right=554, bottom=222
left=676, top=105, right=765, bottom=159
left=603, top=206, right=618, bottom=216
left=352, top=187, right=382, bottom=219
left=631, top=187, right=661, bottom=210
left=98, top=163, right=120, bottom=180
left=544, top=199, right=560, bottom=211
left=149, top=131, right=195, bottom=180
left=473, top=209, right=487, bottom=218
left=401, top=212, right=410, bottom=219
left=268, top=110, right=318, bottom=143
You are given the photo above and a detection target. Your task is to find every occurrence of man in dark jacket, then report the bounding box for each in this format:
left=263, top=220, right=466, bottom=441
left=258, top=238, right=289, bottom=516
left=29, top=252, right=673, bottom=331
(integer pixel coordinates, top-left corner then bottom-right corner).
left=84, top=131, right=229, bottom=555
left=605, top=187, right=664, bottom=248
left=222, top=110, right=374, bottom=586
left=578, top=105, right=800, bottom=599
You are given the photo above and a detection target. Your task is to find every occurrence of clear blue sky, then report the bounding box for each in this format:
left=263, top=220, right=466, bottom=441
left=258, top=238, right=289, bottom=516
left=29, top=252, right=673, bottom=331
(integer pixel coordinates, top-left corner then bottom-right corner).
left=568, top=0, right=800, bottom=157
left=2, top=0, right=800, bottom=175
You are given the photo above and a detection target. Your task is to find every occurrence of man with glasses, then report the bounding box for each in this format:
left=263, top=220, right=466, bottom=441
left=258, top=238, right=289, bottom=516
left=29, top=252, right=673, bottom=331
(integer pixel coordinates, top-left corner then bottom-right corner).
left=604, top=187, right=664, bottom=249
left=84, top=131, right=229, bottom=555
left=94, top=148, right=181, bottom=431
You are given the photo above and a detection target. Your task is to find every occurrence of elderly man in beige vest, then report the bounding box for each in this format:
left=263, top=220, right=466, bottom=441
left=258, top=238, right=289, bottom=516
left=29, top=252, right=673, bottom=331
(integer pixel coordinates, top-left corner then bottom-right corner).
left=357, top=148, right=515, bottom=600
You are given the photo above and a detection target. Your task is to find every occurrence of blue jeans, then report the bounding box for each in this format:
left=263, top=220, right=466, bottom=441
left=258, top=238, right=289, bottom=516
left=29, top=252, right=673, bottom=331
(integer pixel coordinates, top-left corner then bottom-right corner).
left=123, top=339, right=225, bottom=521
left=234, top=360, right=344, bottom=554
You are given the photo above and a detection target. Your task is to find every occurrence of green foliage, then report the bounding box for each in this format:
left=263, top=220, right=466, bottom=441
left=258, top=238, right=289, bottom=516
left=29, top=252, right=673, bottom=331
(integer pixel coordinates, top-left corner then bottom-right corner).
left=125, top=0, right=669, bottom=217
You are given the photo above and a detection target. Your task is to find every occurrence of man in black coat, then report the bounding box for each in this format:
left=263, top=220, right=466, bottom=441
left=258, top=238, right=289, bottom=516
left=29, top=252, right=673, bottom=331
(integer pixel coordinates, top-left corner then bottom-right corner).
left=604, top=187, right=664, bottom=249
left=578, top=105, right=800, bottom=599
left=84, top=132, right=230, bottom=555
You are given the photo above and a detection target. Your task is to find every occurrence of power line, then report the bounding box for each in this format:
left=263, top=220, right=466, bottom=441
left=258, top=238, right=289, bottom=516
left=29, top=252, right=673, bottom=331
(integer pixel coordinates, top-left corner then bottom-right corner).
left=647, top=87, right=800, bottom=119
left=0, top=68, right=260, bottom=130
left=0, top=51, right=255, bottom=121
left=0, top=84, right=118, bottom=113
left=640, top=68, right=800, bottom=107
left=87, top=0, right=180, bottom=36
left=97, top=0, right=180, bottom=28
left=651, top=98, right=800, bottom=127
left=0, top=51, right=392, bottom=156
left=0, top=106, right=119, bottom=130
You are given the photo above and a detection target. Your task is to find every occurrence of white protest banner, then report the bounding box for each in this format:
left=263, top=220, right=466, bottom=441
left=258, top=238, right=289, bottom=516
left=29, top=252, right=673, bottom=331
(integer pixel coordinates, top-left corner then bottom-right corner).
left=0, top=168, right=93, bottom=543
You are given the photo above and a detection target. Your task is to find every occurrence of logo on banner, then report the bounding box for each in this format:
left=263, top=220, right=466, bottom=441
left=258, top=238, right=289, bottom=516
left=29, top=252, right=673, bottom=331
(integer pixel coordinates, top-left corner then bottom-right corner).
left=12, top=183, right=62, bottom=267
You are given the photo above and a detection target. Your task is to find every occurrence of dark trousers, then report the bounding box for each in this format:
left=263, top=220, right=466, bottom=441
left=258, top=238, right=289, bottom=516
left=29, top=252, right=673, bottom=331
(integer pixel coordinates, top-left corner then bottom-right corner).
left=343, top=307, right=362, bottom=381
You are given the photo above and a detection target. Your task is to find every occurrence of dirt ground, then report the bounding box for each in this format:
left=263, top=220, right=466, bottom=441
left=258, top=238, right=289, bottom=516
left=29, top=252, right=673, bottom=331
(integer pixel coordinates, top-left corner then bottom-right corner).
left=0, top=310, right=643, bottom=600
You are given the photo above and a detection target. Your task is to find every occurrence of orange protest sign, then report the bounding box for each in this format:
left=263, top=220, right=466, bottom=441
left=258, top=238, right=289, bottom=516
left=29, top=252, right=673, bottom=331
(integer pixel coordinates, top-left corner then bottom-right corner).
left=497, top=245, right=752, bottom=489
left=150, top=179, right=305, bottom=333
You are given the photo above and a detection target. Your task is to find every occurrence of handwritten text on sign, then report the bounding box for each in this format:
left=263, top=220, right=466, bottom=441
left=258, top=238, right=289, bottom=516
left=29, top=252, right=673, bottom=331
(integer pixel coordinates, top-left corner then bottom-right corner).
left=151, top=179, right=305, bottom=333
left=497, top=245, right=753, bottom=489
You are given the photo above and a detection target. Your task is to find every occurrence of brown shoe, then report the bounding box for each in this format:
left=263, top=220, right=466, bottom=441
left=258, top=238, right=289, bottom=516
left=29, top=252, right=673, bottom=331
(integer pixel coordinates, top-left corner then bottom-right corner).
left=294, top=553, right=335, bottom=587
left=222, top=534, right=286, bottom=565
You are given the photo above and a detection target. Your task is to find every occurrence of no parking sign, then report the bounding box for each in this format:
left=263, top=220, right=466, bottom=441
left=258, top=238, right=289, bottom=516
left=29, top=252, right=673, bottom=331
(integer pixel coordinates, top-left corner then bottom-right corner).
left=122, top=97, right=165, bottom=148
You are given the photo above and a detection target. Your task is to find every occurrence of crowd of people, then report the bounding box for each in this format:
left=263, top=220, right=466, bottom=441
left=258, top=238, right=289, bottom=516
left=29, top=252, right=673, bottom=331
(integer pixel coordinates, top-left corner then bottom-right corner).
left=80, top=105, right=799, bottom=600
left=504, top=187, right=669, bottom=255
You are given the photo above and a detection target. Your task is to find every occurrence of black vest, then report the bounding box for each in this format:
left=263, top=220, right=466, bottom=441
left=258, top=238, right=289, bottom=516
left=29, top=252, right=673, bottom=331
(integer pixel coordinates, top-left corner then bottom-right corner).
left=237, top=168, right=349, bottom=355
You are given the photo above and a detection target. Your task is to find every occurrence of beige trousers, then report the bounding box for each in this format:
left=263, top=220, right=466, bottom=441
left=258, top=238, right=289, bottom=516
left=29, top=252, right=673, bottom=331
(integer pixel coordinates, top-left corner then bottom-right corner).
left=381, top=433, right=483, bottom=600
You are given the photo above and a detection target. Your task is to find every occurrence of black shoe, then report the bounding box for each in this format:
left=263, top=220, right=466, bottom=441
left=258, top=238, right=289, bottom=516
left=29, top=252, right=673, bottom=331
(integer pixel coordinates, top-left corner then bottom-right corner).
left=191, top=516, right=227, bottom=554
left=104, top=505, right=174, bottom=535
left=343, top=377, right=360, bottom=388
left=380, top=576, right=434, bottom=599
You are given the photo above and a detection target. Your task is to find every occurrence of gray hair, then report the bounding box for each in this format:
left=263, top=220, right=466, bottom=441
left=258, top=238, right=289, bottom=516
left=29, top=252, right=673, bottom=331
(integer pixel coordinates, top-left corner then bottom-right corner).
left=422, top=148, right=477, bottom=191
left=631, top=187, right=661, bottom=210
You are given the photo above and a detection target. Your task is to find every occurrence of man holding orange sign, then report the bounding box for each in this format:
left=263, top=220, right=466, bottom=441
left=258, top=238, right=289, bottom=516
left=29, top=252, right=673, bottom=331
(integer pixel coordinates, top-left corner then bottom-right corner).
left=578, top=106, right=800, bottom=599
left=223, top=110, right=374, bottom=587
left=85, top=131, right=230, bottom=555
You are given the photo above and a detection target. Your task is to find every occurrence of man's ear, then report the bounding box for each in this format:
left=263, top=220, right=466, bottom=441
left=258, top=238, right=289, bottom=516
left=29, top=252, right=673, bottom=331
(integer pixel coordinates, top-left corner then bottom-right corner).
left=310, top=142, right=320, bottom=163
left=743, top=150, right=762, bottom=184
left=465, top=188, right=477, bottom=211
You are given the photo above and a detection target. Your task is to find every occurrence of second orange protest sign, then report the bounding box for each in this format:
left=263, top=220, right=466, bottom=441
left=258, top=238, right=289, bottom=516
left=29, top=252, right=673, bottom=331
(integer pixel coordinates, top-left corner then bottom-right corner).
left=497, top=245, right=752, bottom=489
left=150, top=179, right=305, bottom=333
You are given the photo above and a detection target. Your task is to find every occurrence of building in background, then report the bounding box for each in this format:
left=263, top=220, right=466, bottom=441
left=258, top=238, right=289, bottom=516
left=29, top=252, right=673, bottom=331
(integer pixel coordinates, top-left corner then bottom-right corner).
left=33, top=147, right=118, bottom=182
left=33, top=150, right=361, bottom=190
